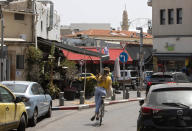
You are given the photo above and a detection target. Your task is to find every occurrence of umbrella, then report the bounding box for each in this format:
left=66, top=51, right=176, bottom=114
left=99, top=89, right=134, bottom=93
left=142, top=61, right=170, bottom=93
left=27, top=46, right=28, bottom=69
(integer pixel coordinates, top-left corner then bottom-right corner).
left=113, top=57, right=121, bottom=80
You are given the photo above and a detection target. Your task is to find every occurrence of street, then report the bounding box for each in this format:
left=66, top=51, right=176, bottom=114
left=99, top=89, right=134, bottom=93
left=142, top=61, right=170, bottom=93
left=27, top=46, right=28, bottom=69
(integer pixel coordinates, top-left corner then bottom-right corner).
left=26, top=101, right=140, bottom=131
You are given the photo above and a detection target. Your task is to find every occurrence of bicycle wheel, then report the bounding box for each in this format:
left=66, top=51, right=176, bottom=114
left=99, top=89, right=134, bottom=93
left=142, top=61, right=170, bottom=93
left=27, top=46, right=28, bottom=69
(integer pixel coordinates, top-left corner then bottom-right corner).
left=99, top=102, right=104, bottom=125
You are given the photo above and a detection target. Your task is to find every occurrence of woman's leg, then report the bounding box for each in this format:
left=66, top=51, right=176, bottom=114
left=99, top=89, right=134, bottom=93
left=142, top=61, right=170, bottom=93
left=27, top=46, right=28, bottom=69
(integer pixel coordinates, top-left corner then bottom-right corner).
left=95, top=87, right=102, bottom=114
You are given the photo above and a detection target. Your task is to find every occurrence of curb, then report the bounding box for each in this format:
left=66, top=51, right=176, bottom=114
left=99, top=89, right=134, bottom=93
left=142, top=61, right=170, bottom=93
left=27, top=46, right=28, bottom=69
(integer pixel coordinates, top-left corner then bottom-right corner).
left=52, top=97, right=144, bottom=111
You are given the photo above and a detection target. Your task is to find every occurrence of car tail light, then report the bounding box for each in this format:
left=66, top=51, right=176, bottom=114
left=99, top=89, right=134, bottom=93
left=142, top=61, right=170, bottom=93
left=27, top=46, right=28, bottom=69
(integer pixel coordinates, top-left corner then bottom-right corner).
left=147, top=82, right=152, bottom=86
left=141, top=107, right=160, bottom=115
left=167, top=82, right=176, bottom=83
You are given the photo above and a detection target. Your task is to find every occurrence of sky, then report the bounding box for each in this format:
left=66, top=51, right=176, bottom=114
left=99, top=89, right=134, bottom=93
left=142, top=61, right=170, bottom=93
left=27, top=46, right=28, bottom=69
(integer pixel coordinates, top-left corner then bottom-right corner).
left=53, top=0, right=152, bottom=31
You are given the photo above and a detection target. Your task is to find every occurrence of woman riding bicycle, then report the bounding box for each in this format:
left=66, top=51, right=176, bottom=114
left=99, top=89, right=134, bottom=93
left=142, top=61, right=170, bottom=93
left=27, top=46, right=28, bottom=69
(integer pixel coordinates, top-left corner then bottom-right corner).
left=91, top=67, right=112, bottom=121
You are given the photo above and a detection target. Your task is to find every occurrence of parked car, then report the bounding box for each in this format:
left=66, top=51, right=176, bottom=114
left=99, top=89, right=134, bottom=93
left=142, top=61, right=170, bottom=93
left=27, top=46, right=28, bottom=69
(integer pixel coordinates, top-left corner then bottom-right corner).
left=1, top=81, right=52, bottom=126
left=117, top=70, right=139, bottom=90
left=143, top=71, right=153, bottom=83
left=0, top=84, right=28, bottom=131
left=146, top=72, right=190, bottom=95
left=138, top=83, right=192, bottom=131
left=78, top=73, right=96, bottom=81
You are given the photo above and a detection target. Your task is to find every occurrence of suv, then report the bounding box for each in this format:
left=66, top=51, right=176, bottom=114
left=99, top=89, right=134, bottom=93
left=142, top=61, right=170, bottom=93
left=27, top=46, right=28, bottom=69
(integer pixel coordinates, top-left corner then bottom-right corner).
left=146, top=72, right=190, bottom=95
left=117, top=70, right=138, bottom=89
left=138, top=83, right=192, bottom=131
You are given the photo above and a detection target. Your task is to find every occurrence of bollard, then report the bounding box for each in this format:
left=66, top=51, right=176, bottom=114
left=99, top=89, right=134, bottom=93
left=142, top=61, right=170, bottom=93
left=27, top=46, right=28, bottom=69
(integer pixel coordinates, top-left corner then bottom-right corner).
left=80, top=91, right=85, bottom=104
left=137, top=91, right=141, bottom=97
left=59, top=92, right=64, bottom=106
left=111, top=89, right=116, bottom=100
left=125, top=87, right=129, bottom=99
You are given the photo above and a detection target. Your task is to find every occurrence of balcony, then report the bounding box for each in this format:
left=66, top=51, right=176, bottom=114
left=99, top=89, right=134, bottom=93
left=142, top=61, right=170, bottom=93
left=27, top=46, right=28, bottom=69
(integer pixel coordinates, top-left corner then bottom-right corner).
left=147, top=0, right=152, bottom=6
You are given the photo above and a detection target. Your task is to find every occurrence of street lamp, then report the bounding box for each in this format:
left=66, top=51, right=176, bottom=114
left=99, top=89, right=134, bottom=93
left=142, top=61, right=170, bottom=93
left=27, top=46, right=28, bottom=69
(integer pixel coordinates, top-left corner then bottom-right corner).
left=136, top=27, right=143, bottom=97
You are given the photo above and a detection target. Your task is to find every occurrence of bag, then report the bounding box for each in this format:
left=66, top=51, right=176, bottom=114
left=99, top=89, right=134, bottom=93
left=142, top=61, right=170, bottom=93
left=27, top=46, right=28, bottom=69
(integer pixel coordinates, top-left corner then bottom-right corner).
left=106, top=85, right=113, bottom=98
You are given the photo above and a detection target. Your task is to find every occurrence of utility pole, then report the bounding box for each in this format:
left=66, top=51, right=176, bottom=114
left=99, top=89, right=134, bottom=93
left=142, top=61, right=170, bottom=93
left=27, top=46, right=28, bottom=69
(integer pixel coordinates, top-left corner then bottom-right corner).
left=0, top=4, right=4, bottom=81
left=136, top=27, right=143, bottom=97
left=33, top=0, right=37, bottom=49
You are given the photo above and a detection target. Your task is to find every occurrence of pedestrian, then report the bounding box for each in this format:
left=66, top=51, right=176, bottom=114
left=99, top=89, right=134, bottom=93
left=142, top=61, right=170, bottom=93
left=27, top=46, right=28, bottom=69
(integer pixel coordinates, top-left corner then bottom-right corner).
left=90, top=67, right=112, bottom=121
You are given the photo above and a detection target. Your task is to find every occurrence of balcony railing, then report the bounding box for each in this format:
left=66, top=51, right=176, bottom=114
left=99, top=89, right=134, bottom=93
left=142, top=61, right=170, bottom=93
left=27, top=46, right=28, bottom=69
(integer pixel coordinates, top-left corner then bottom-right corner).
left=147, top=0, right=152, bottom=6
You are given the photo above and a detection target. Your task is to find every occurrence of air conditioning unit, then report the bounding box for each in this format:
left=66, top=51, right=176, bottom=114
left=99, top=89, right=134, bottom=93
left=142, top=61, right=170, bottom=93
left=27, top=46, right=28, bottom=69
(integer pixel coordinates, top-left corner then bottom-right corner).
left=19, top=34, right=27, bottom=40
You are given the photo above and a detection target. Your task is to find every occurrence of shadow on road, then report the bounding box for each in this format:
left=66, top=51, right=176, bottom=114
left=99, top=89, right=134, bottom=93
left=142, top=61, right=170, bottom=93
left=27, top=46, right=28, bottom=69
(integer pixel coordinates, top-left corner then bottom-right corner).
left=84, top=121, right=103, bottom=127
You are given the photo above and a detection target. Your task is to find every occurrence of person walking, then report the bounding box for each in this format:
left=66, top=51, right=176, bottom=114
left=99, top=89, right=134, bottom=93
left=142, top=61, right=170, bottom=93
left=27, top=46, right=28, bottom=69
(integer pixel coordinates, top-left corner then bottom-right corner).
left=91, top=67, right=112, bottom=121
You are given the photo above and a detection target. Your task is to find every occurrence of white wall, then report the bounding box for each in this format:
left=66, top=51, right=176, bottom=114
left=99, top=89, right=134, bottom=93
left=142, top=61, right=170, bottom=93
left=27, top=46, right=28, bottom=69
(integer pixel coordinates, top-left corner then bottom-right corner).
left=153, top=37, right=192, bottom=53
left=36, top=2, right=60, bottom=42
left=152, top=0, right=192, bottom=36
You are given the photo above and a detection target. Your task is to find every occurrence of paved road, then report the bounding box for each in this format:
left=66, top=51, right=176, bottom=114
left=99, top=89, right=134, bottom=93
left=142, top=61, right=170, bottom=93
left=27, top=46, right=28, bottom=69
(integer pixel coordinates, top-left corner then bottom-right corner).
left=26, top=101, right=140, bottom=131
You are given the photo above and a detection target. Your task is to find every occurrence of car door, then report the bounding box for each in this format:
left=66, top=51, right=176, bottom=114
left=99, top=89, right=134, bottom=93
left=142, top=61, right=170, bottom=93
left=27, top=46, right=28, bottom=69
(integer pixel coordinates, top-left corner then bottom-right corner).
left=31, top=83, right=44, bottom=116
left=0, top=87, right=6, bottom=130
left=0, top=86, right=17, bottom=130
left=37, top=84, right=48, bottom=114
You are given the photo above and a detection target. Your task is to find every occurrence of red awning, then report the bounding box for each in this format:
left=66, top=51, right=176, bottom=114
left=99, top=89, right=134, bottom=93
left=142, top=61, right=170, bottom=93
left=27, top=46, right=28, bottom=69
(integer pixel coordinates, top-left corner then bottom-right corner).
left=62, top=47, right=132, bottom=64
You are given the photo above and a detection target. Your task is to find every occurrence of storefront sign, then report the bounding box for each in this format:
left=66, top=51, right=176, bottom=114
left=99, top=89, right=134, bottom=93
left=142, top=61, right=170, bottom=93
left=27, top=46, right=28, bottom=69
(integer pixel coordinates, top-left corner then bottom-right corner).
left=165, top=42, right=175, bottom=51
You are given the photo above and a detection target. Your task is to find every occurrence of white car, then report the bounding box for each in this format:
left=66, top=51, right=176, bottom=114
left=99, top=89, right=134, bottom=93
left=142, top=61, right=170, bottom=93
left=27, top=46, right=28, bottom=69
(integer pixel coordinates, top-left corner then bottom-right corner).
left=117, top=70, right=139, bottom=89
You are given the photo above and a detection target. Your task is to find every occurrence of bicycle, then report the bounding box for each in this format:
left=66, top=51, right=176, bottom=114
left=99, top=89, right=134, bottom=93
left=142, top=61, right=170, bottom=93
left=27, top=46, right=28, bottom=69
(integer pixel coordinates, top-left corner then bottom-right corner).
left=98, top=96, right=105, bottom=125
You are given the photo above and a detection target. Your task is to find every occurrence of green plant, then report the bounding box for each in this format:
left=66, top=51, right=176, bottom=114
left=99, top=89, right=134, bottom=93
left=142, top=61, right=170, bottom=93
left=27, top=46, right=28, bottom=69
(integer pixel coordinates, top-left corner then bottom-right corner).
left=25, top=46, right=43, bottom=82
left=47, top=82, right=60, bottom=99
left=61, top=59, right=78, bottom=82
left=112, top=81, right=119, bottom=89
left=83, top=78, right=97, bottom=98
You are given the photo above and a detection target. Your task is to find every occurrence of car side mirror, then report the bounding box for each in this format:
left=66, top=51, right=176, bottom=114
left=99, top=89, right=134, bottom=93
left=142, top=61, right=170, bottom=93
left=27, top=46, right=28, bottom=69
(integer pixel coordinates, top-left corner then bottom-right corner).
left=139, top=100, right=144, bottom=106
left=15, top=97, right=22, bottom=103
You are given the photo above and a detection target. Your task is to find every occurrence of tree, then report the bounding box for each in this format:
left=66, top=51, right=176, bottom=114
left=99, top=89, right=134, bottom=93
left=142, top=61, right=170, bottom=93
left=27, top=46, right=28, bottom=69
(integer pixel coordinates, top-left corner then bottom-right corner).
left=25, top=46, right=43, bottom=82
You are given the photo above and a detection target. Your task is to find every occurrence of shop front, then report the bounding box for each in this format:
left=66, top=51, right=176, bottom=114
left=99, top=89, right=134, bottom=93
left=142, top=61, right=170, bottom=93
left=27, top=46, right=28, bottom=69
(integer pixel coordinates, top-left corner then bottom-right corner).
left=153, top=53, right=192, bottom=73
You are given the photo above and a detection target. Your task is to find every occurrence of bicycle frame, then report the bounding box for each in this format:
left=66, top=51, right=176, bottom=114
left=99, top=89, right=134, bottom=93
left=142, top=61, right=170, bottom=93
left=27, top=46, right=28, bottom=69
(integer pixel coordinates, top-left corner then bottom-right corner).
left=99, top=96, right=105, bottom=125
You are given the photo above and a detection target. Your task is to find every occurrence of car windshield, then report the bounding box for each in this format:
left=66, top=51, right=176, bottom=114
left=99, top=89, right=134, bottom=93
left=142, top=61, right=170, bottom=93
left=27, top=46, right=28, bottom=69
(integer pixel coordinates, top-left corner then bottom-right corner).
left=120, top=72, right=128, bottom=77
left=146, top=72, right=153, bottom=76
left=150, top=75, right=173, bottom=82
left=80, top=74, right=91, bottom=77
left=149, top=88, right=192, bottom=107
left=174, top=73, right=189, bottom=82
left=3, top=84, right=28, bottom=93
left=130, top=71, right=138, bottom=77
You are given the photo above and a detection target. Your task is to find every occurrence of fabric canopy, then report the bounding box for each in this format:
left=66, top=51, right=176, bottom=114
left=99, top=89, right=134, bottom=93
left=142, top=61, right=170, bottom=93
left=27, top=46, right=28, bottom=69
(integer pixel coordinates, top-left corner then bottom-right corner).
left=62, top=47, right=132, bottom=64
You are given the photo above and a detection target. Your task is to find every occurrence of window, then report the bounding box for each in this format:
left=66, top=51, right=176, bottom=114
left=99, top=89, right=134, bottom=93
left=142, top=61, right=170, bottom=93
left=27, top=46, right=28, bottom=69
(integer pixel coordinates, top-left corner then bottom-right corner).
left=4, top=84, right=28, bottom=93
left=14, top=13, right=25, bottom=20
left=168, top=9, right=174, bottom=24
left=0, top=86, right=14, bottom=103
left=160, top=9, right=166, bottom=25
left=31, top=84, right=39, bottom=95
left=38, top=85, right=45, bottom=94
left=41, top=21, right=43, bottom=32
left=177, top=8, right=182, bottom=24
left=16, top=55, right=24, bottom=69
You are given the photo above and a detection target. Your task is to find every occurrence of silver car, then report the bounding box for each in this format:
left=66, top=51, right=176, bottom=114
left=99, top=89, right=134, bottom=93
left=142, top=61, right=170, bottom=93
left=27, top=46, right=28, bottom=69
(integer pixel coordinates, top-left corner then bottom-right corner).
left=1, top=81, right=52, bottom=126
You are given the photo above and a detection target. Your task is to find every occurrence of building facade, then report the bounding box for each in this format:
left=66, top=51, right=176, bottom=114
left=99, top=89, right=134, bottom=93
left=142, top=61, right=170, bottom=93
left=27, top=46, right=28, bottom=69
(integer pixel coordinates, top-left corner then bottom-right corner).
left=148, top=0, right=192, bottom=72
left=64, top=29, right=153, bottom=71
left=0, top=0, right=60, bottom=80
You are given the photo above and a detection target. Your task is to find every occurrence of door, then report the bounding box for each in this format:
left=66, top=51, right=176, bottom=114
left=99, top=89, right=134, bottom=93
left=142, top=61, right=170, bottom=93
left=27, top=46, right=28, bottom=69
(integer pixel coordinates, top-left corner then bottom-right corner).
left=0, top=86, right=16, bottom=130
left=0, top=88, right=5, bottom=131
left=31, top=84, right=44, bottom=116
left=38, top=85, right=49, bottom=114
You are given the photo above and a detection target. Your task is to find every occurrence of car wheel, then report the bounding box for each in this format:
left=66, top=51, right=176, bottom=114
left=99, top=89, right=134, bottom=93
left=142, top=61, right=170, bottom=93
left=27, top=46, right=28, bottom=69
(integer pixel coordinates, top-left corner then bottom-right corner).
left=46, top=103, right=52, bottom=118
left=30, top=108, right=38, bottom=127
left=17, top=114, right=26, bottom=131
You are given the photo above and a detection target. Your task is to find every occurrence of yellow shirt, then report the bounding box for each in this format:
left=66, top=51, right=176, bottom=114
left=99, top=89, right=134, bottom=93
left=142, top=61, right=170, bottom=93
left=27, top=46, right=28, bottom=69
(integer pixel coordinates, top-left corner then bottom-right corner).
left=97, top=75, right=112, bottom=90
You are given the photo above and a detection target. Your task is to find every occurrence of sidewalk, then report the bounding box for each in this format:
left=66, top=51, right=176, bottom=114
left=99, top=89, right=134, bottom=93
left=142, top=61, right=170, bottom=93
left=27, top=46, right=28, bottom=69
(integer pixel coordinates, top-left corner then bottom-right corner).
left=52, top=90, right=145, bottom=110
